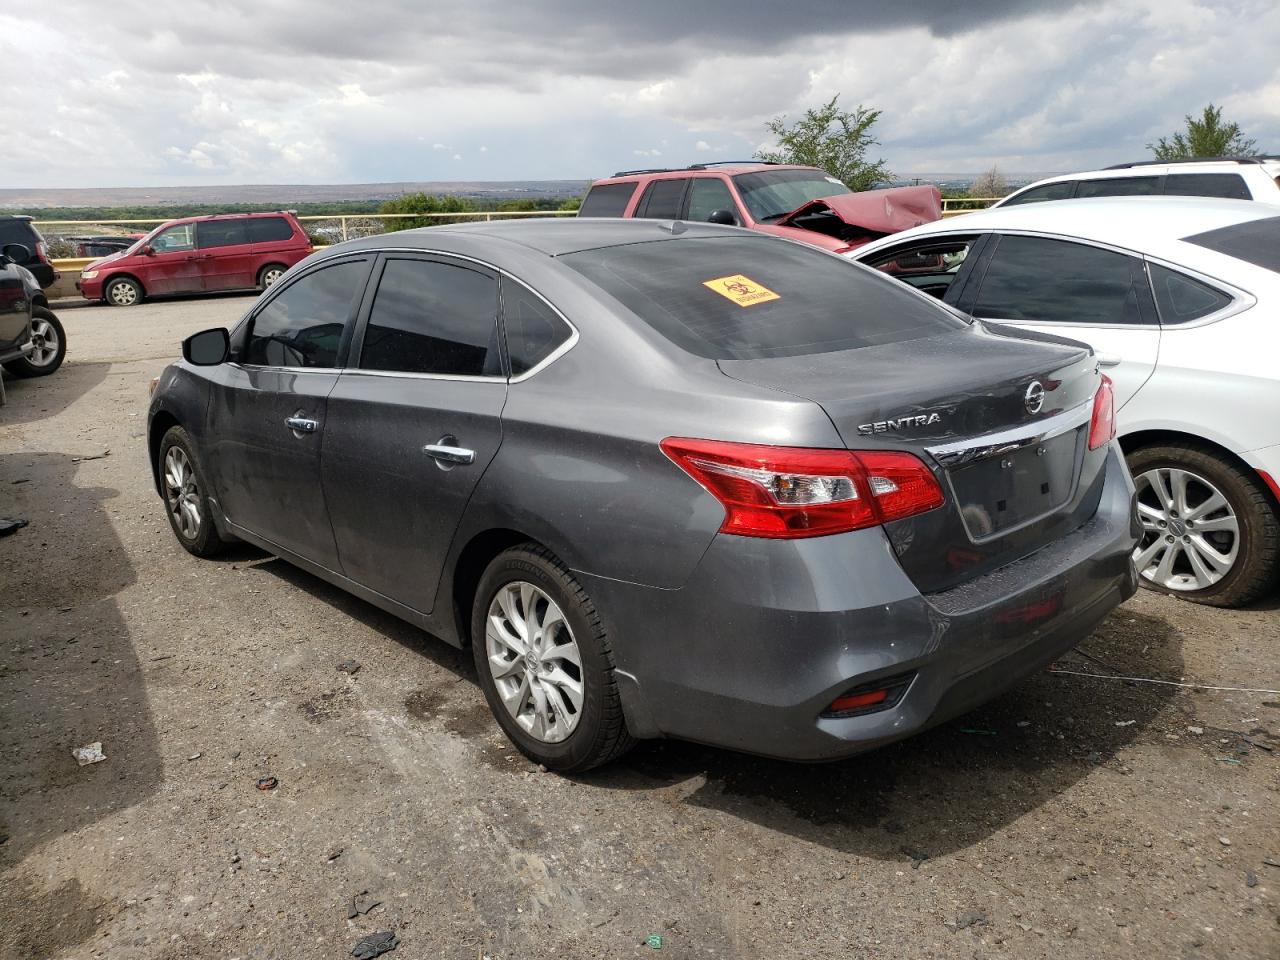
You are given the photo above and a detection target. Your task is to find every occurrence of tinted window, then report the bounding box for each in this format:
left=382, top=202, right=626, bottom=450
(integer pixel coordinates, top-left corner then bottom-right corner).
left=636, top=179, right=689, bottom=219
left=197, top=220, right=247, bottom=248
left=501, top=279, right=572, bottom=376
left=733, top=169, right=852, bottom=221
left=360, top=258, right=500, bottom=377
left=562, top=236, right=966, bottom=360
left=1148, top=263, right=1233, bottom=324
left=0, top=220, right=34, bottom=246
left=1075, top=177, right=1162, bottom=198
left=1184, top=214, right=1280, bottom=272
left=1002, top=181, right=1075, bottom=205
left=245, top=216, right=295, bottom=242
left=578, top=183, right=636, bottom=218
left=974, top=236, right=1148, bottom=325
left=245, top=259, right=367, bottom=367
left=153, top=223, right=195, bottom=253
left=686, top=178, right=739, bottom=223
left=1163, top=173, right=1250, bottom=200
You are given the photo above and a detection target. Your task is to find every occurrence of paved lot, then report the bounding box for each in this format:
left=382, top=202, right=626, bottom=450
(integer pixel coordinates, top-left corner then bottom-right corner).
left=2, top=294, right=1278, bottom=960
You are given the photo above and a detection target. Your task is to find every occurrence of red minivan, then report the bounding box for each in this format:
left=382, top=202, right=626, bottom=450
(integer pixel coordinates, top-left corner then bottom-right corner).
left=77, top=211, right=313, bottom=306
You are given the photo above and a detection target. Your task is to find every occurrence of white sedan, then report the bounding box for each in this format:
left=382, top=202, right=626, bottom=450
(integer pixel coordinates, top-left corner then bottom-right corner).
left=854, top=197, right=1280, bottom=607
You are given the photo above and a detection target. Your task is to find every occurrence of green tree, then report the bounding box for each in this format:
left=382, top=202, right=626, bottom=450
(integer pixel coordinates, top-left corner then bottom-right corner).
left=756, top=96, right=892, bottom=191
left=558, top=196, right=582, bottom=212
left=1147, top=104, right=1259, bottom=160
left=378, top=192, right=478, bottom=229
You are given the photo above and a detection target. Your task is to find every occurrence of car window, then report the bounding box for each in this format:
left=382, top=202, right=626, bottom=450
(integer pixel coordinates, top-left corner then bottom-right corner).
left=686, top=178, right=739, bottom=224
left=636, top=179, right=690, bottom=219
left=561, top=235, right=967, bottom=361
left=974, top=235, right=1149, bottom=325
left=246, top=217, right=296, bottom=242
left=153, top=223, right=195, bottom=253
left=1183, top=214, right=1280, bottom=272
left=1075, top=176, right=1162, bottom=198
left=359, top=258, right=501, bottom=377
left=1148, top=263, right=1233, bottom=324
left=578, top=183, right=637, bottom=218
left=197, top=220, right=248, bottom=249
left=1163, top=173, right=1250, bottom=200
left=1001, top=181, right=1075, bottom=205
left=501, top=278, right=573, bottom=377
left=244, top=259, right=367, bottom=367
left=0, top=221, right=34, bottom=246
left=861, top=236, right=979, bottom=299
left=732, top=169, right=852, bottom=222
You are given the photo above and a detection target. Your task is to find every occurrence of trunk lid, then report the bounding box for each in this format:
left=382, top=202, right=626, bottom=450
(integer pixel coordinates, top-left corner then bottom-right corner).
left=718, top=322, right=1106, bottom=593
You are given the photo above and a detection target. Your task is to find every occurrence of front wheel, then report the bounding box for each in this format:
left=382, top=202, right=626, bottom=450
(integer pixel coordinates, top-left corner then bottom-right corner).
left=471, top=544, right=634, bottom=771
left=104, top=276, right=143, bottom=307
left=1129, top=443, right=1280, bottom=607
left=2, top=306, right=66, bottom=377
left=158, top=426, right=229, bottom=558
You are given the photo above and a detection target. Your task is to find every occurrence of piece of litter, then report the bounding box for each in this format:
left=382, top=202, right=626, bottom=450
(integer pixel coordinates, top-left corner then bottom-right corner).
left=326, top=848, right=344, bottom=862
left=186, top=752, right=202, bottom=761
left=71, top=450, right=110, bottom=463
left=72, top=742, right=105, bottom=766
left=0, top=518, right=29, bottom=537
left=1016, top=720, right=1031, bottom=728
left=1187, top=726, right=1203, bottom=735
left=1216, top=757, right=1242, bottom=765
left=337, top=659, right=361, bottom=674
left=350, top=931, right=398, bottom=959
left=255, top=776, right=278, bottom=790
left=1048, top=668, right=1280, bottom=696
left=1114, top=720, right=1136, bottom=727
left=645, top=935, right=664, bottom=949
left=1242, top=717, right=1260, bottom=723
left=959, top=728, right=997, bottom=736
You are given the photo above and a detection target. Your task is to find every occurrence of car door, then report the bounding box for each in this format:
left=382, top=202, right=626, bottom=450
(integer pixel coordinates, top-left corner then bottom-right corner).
left=203, top=255, right=373, bottom=568
left=962, top=233, right=1160, bottom=410
left=633, top=178, right=691, bottom=219
left=195, top=219, right=254, bottom=291
left=685, top=176, right=744, bottom=225
left=320, top=253, right=507, bottom=612
left=143, top=222, right=206, bottom=295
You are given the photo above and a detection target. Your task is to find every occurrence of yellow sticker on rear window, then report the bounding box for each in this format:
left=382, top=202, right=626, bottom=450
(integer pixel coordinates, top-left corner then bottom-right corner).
left=702, top=274, right=781, bottom=307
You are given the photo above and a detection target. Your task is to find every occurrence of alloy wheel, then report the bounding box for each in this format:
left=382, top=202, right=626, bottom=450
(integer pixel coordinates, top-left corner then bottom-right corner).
left=1133, top=467, right=1239, bottom=591
left=485, top=581, right=584, bottom=743
left=164, top=446, right=203, bottom=540
left=109, top=281, right=138, bottom=306
left=27, top=316, right=60, bottom=368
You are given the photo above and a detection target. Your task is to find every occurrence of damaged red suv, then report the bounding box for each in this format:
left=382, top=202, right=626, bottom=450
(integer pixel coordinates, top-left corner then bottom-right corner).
left=578, top=162, right=941, bottom=255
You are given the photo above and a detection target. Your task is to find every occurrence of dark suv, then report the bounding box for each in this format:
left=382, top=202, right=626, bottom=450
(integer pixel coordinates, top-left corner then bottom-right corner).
left=0, top=216, right=59, bottom=289
left=0, top=242, right=66, bottom=380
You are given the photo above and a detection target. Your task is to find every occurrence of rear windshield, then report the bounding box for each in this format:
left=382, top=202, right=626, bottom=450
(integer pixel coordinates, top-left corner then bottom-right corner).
left=1183, top=215, right=1280, bottom=273
left=733, top=169, right=852, bottom=222
left=560, top=236, right=966, bottom=360
left=578, top=183, right=637, bottom=218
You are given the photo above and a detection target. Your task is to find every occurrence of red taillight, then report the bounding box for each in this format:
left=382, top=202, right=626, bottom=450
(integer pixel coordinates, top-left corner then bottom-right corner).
left=660, top=438, right=944, bottom=539
left=828, top=688, right=889, bottom=712
left=1088, top=374, right=1116, bottom=451
left=35, top=241, right=49, bottom=263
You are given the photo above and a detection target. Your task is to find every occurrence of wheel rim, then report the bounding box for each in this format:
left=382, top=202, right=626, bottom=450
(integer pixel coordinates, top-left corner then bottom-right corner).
left=163, top=447, right=202, bottom=540
left=27, top=317, right=59, bottom=367
left=262, top=268, right=283, bottom=286
left=1133, top=466, right=1239, bottom=591
left=109, top=281, right=137, bottom=305
left=485, top=581, right=584, bottom=743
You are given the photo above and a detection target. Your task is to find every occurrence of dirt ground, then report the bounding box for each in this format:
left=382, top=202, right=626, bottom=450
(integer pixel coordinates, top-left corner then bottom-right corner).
left=1, top=293, right=1278, bottom=960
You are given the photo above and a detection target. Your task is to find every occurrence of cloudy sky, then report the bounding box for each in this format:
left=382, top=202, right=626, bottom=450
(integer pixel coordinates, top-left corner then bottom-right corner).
left=3, top=0, right=1276, bottom=188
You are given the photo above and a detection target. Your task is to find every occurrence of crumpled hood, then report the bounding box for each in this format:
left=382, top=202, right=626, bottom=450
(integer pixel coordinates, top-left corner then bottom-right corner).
left=778, top=184, right=942, bottom=235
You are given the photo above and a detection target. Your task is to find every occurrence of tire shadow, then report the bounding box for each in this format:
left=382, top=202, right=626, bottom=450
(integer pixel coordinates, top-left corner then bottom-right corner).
left=0, top=361, right=111, bottom=428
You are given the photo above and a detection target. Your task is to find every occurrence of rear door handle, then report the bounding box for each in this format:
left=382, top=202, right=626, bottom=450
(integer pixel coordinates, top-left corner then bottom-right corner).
left=423, top=436, right=475, bottom=466
left=285, top=416, right=319, bottom=433
left=1095, top=352, right=1122, bottom=368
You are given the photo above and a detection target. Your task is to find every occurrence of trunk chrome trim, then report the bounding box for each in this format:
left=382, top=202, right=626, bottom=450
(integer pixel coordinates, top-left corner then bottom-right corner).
left=926, top=397, right=1094, bottom=467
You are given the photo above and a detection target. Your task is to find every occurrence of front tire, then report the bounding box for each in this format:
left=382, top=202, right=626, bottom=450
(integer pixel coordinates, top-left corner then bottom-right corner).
left=105, top=276, right=143, bottom=307
left=471, top=544, right=634, bottom=771
left=158, top=426, right=228, bottom=558
left=3, top=306, right=66, bottom=377
left=1128, top=443, right=1280, bottom=607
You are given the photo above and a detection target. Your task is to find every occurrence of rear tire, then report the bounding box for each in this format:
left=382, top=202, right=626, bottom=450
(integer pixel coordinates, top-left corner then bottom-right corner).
left=1128, top=443, right=1279, bottom=607
left=257, top=264, right=287, bottom=290
left=104, top=276, right=143, bottom=307
left=471, top=544, right=634, bottom=772
left=2, top=306, right=66, bottom=377
left=158, top=426, right=228, bottom=558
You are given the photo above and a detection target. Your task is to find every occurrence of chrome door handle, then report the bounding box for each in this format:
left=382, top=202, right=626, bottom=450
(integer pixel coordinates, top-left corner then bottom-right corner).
left=1095, top=352, right=1122, bottom=367
left=423, top=436, right=475, bottom=465
left=285, top=416, right=319, bottom=433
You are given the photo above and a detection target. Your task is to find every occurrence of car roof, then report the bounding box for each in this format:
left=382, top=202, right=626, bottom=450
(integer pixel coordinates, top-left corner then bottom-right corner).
left=0, top=215, right=33, bottom=222
left=593, top=163, right=821, bottom=184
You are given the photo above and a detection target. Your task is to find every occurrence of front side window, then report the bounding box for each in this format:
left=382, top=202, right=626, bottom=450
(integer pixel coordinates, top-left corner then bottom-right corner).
left=636, top=179, right=690, bottom=219
left=1148, top=263, right=1233, bottom=324
left=359, top=258, right=500, bottom=377
left=974, top=235, right=1149, bottom=325
left=1001, top=181, right=1075, bottom=205
left=1075, top=176, right=1162, bottom=198
left=244, top=259, right=367, bottom=367
left=197, top=220, right=248, bottom=249
left=153, top=223, right=195, bottom=253
left=578, top=183, right=636, bottom=218
left=501, top=278, right=572, bottom=376
left=732, top=169, right=851, bottom=222
left=686, top=178, right=739, bottom=224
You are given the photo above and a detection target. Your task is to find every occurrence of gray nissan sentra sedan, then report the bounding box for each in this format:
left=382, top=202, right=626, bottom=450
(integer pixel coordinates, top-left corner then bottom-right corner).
left=148, top=218, right=1139, bottom=771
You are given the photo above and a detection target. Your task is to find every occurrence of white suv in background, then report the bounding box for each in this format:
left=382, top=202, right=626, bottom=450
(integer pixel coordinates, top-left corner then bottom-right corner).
left=854, top=197, right=1280, bottom=608
left=995, top=157, right=1280, bottom=207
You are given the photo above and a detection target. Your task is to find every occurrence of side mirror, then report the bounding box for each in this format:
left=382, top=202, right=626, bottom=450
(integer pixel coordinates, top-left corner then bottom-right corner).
left=706, top=209, right=738, bottom=226
left=182, top=327, right=230, bottom=366
left=141, top=244, right=155, bottom=256
left=0, top=242, right=31, bottom=264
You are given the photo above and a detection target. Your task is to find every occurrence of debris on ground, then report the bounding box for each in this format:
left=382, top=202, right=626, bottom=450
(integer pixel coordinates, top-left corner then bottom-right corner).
left=347, top=890, right=382, bottom=918
left=326, top=848, right=344, bottom=862
left=645, top=934, right=664, bottom=949
left=337, top=659, right=362, bottom=674
left=255, top=776, right=278, bottom=790
left=1114, top=720, right=1136, bottom=727
left=949, top=910, right=988, bottom=932
left=1246, top=870, right=1258, bottom=888
left=186, top=752, right=202, bottom=761
left=71, top=450, right=110, bottom=462
left=1219, top=837, right=1231, bottom=846
left=350, top=931, right=398, bottom=958
left=71, top=742, right=105, bottom=766
left=1262, top=857, right=1280, bottom=869
left=1187, top=726, right=1204, bottom=735
left=0, top=518, right=29, bottom=537
left=900, top=845, right=931, bottom=869
left=959, top=728, right=997, bottom=736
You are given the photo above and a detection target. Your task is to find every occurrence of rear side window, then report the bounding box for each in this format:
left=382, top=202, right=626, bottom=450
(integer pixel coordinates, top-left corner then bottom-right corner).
left=1148, top=263, right=1233, bottom=324
left=1001, top=182, right=1075, bottom=205
left=246, top=216, right=296, bottom=242
left=578, top=183, right=636, bottom=218
left=0, top=220, right=34, bottom=246
left=635, top=179, right=689, bottom=219
left=1075, top=177, right=1162, bottom=198
left=198, top=220, right=247, bottom=248
left=974, top=235, right=1150, bottom=325
left=1183, top=215, right=1280, bottom=272
left=1163, top=173, right=1250, bottom=200
left=245, top=259, right=367, bottom=367
left=501, top=278, right=572, bottom=376
left=359, top=258, right=501, bottom=377
left=561, top=236, right=966, bottom=360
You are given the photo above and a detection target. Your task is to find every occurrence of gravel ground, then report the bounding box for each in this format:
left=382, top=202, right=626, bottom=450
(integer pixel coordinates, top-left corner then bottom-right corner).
left=1, top=294, right=1278, bottom=960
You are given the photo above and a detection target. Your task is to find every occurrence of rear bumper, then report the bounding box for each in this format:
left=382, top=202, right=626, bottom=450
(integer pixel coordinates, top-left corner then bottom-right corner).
left=583, top=444, right=1139, bottom=761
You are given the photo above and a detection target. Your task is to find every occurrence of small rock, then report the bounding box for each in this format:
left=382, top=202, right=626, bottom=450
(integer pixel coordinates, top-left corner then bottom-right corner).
left=537, top=764, right=548, bottom=773
left=186, top=752, right=202, bottom=761
left=255, top=777, right=278, bottom=791
left=350, top=931, right=398, bottom=959
left=337, top=659, right=361, bottom=674
left=952, top=910, right=987, bottom=931
left=1246, top=870, right=1258, bottom=888
left=1188, top=726, right=1204, bottom=735
left=1220, top=837, right=1231, bottom=847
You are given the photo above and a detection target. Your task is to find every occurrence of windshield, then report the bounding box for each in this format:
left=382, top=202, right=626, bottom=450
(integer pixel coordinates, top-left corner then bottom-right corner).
left=733, top=168, right=852, bottom=222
